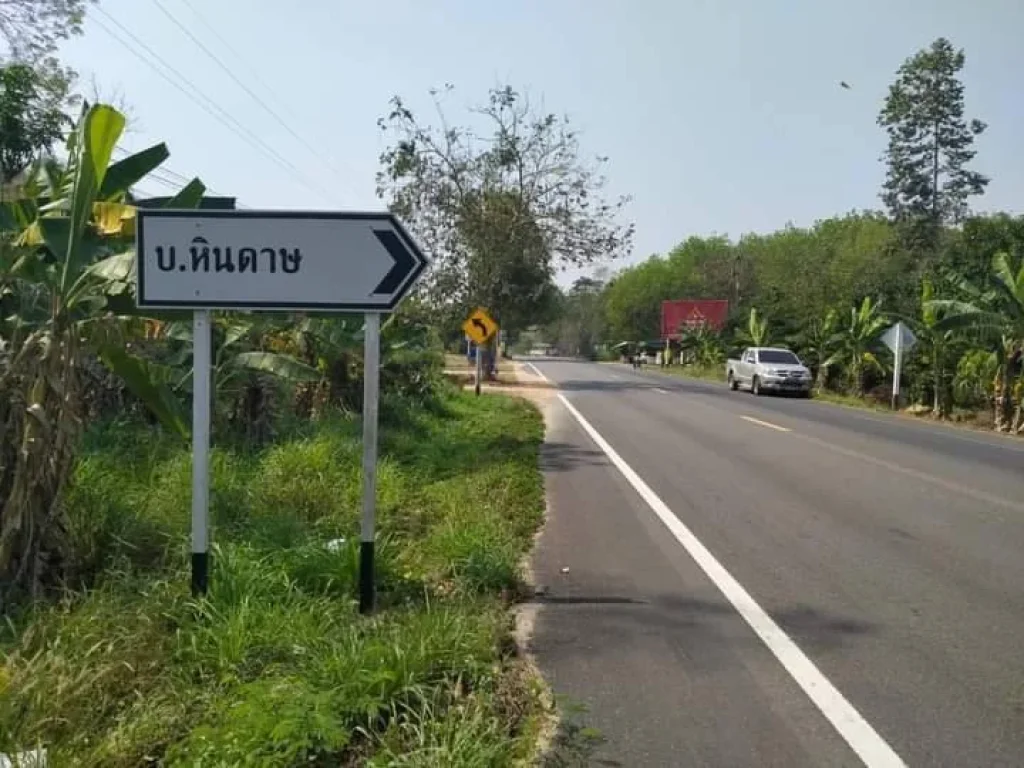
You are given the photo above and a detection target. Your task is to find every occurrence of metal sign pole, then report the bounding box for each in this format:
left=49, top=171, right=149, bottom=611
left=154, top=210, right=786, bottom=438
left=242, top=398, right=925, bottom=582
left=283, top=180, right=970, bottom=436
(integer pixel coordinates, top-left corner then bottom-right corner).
left=475, top=341, right=483, bottom=396
left=191, top=309, right=212, bottom=596
left=359, top=312, right=382, bottom=615
left=891, top=323, right=902, bottom=410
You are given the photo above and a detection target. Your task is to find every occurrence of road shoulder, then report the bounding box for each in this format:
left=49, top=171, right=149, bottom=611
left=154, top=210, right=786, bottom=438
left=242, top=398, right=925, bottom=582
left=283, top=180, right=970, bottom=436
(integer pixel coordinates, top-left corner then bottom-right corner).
left=522, top=375, right=860, bottom=766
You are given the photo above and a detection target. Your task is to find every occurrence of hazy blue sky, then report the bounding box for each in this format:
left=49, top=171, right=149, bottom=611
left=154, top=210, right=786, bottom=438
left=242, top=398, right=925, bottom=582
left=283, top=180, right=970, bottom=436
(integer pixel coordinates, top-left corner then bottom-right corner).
left=61, top=0, right=1024, bottom=279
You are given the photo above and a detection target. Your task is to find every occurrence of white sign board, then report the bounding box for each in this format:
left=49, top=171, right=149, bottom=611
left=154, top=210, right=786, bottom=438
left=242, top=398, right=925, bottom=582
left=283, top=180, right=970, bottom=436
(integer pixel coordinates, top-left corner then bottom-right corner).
left=881, top=322, right=917, bottom=355
left=134, top=209, right=430, bottom=608
left=882, top=321, right=917, bottom=408
left=136, top=210, right=428, bottom=311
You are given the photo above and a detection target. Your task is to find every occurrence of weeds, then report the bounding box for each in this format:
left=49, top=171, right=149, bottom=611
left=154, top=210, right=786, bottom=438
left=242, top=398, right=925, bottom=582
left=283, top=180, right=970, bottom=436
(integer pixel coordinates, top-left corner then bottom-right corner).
left=0, top=391, right=545, bottom=766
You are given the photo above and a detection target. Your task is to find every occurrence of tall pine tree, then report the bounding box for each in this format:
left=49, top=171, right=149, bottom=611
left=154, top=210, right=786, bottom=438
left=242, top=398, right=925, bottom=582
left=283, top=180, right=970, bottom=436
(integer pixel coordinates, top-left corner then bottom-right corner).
left=878, top=38, right=988, bottom=252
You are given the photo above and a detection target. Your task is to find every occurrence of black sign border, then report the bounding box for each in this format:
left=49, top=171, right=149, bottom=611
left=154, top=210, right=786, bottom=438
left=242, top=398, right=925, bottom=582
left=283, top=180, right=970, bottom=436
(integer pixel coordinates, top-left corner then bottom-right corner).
left=136, top=209, right=429, bottom=312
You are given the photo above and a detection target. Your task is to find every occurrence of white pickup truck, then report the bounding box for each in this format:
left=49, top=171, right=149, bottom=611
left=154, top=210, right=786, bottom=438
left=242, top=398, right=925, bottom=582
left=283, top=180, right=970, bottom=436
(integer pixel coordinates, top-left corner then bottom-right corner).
left=726, top=347, right=813, bottom=397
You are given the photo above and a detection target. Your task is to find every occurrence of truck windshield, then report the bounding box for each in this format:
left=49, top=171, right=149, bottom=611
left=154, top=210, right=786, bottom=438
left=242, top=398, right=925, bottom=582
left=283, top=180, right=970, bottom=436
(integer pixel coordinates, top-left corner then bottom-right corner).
left=758, top=350, right=800, bottom=364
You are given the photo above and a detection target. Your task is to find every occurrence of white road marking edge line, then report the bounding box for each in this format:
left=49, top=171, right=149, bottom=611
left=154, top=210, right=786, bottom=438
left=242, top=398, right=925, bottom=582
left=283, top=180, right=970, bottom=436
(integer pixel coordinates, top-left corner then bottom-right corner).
left=741, top=415, right=792, bottom=432
left=525, top=361, right=547, bottom=379
left=556, top=392, right=906, bottom=768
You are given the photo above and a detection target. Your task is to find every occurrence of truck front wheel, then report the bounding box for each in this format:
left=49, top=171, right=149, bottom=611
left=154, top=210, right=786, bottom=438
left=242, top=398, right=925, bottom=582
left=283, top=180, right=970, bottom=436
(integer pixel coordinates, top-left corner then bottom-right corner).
left=752, top=376, right=762, bottom=396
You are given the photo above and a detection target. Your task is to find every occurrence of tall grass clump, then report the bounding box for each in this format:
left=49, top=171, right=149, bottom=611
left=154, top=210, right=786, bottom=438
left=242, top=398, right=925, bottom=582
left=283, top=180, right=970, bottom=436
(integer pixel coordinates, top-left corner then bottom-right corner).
left=0, top=390, right=546, bottom=766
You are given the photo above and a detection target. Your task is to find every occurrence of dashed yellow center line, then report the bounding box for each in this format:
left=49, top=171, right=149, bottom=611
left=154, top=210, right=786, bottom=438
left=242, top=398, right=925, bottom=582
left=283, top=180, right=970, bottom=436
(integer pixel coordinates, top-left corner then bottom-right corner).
left=741, top=415, right=792, bottom=433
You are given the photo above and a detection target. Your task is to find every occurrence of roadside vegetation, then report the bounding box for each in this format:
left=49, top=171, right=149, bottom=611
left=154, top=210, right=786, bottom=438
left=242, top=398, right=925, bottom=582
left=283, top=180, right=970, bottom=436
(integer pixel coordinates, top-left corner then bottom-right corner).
left=0, top=2, right=622, bottom=760
left=1, top=391, right=547, bottom=765
left=2, top=1, right=639, bottom=759
left=540, top=38, right=1024, bottom=435
left=0, top=98, right=550, bottom=763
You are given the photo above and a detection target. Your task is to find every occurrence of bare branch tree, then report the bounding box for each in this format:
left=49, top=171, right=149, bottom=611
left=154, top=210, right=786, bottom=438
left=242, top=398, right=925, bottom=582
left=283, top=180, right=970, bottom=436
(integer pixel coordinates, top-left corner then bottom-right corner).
left=376, top=84, right=633, bottom=329
left=0, top=0, right=94, bottom=63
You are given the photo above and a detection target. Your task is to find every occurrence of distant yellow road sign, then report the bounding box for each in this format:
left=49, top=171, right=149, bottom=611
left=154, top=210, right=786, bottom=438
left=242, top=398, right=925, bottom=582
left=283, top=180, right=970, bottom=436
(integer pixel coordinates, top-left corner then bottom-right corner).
left=463, top=308, right=499, bottom=345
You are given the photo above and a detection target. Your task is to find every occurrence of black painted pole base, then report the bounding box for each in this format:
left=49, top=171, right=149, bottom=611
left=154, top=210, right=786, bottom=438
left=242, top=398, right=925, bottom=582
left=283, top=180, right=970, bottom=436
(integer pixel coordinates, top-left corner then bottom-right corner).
left=359, top=540, right=375, bottom=615
left=191, top=551, right=209, bottom=596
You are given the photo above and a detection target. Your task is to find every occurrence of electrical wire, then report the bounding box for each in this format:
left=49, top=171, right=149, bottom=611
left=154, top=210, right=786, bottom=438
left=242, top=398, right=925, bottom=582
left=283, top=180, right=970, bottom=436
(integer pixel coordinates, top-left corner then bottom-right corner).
left=150, top=0, right=355, bottom=197
left=178, top=0, right=286, bottom=107
left=90, top=5, right=338, bottom=206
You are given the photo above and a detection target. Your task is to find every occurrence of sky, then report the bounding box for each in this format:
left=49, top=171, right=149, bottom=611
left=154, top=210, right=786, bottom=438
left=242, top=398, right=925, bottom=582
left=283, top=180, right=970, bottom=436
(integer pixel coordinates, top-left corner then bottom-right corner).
left=59, top=0, right=1024, bottom=282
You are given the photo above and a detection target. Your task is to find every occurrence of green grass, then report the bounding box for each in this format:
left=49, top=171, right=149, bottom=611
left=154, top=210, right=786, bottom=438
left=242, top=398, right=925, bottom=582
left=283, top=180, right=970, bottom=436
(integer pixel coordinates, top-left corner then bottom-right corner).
left=0, top=392, right=547, bottom=766
left=654, top=363, right=726, bottom=384
left=811, top=389, right=891, bottom=412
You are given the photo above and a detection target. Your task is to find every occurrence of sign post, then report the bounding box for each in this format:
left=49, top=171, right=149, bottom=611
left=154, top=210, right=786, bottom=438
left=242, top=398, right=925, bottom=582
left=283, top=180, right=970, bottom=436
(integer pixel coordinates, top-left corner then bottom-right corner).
left=191, top=309, right=211, bottom=596
left=136, top=210, right=428, bottom=604
left=475, top=340, right=483, bottom=396
left=881, top=321, right=917, bottom=411
left=462, top=308, right=499, bottom=397
left=360, top=312, right=381, bottom=614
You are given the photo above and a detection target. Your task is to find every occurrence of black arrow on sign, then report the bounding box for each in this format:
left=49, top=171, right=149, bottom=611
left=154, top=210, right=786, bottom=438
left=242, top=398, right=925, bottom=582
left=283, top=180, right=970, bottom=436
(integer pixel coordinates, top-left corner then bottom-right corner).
left=472, top=317, right=489, bottom=338
left=372, top=228, right=416, bottom=295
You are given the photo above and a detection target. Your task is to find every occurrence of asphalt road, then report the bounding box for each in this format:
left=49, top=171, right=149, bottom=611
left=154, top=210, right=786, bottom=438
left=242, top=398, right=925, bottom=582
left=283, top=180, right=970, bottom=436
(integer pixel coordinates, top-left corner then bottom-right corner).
left=526, top=359, right=1024, bottom=767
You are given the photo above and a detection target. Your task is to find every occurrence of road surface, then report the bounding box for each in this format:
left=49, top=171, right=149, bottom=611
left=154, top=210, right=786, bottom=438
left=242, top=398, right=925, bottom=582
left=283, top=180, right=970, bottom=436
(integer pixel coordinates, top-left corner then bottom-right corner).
left=525, top=359, right=1024, bottom=767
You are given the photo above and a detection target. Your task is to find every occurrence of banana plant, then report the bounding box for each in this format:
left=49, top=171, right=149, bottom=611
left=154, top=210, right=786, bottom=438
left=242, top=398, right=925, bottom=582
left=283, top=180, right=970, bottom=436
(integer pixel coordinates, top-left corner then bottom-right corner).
left=0, top=103, right=204, bottom=598
left=825, top=297, right=888, bottom=396
left=737, top=307, right=772, bottom=347
left=791, top=308, right=838, bottom=390
left=160, top=315, right=321, bottom=444
left=930, top=252, right=1024, bottom=432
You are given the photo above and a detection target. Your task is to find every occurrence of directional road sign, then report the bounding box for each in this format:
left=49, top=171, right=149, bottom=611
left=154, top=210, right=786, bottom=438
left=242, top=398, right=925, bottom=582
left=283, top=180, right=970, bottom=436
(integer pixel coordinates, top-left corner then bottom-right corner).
left=881, top=321, right=917, bottom=355
left=463, top=308, right=499, bottom=345
left=136, top=210, right=429, bottom=311
left=881, top=321, right=917, bottom=409
left=135, top=209, right=430, bottom=610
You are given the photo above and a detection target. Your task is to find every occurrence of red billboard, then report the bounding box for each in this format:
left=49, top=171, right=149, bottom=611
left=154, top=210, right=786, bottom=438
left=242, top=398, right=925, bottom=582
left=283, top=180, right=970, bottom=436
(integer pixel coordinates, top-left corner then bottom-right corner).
left=661, top=299, right=729, bottom=339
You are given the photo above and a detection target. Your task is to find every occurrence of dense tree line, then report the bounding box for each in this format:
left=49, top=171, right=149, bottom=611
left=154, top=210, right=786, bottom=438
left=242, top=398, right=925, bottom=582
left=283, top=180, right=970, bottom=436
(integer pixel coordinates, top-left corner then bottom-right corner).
left=549, top=38, right=1024, bottom=433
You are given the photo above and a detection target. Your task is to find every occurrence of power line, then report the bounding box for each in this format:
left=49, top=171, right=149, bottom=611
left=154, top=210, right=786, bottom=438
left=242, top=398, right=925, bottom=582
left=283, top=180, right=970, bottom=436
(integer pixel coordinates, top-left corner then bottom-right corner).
left=90, top=6, right=338, bottom=206
left=151, top=0, right=355, bottom=197
left=178, top=0, right=285, bottom=108
left=91, top=5, right=323, bottom=197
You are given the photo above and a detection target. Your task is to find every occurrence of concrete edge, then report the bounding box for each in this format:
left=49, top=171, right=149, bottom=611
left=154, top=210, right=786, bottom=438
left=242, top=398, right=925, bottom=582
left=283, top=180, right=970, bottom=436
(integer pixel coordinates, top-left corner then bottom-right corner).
left=512, top=394, right=561, bottom=766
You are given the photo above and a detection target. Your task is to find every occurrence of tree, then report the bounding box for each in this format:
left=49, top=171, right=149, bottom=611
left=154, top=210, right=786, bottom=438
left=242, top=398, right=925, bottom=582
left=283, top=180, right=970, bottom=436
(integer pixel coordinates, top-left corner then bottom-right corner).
left=376, top=84, right=633, bottom=331
left=0, top=103, right=205, bottom=599
left=878, top=38, right=988, bottom=251
left=551, top=277, right=605, bottom=358
left=828, top=297, right=888, bottom=395
left=932, top=252, right=1024, bottom=432
left=942, top=214, right=1024, bottom=289
left=1, top=0, right=92, bottom=61
left=457, top=188, right=560, bottom=333
left=0, top=0, right=93, bottom=113
left=792, top=308, right=838, bottom=390
left=0, top=63, right=68, bottom=184
left=601, top=257, right=672, bottom=342
left=678, top=324, right=724, bottom=368
left=737, top=307, right=772, bottom=347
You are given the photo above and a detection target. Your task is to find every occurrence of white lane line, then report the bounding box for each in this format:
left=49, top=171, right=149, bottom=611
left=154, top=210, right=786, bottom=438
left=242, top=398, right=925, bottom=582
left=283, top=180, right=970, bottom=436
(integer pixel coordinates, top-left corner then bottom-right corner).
left=525, top=362, right=546, bottom=378
left=557, top=393, right=907, bottom=768
left=741, top=415, right=792, bottom=433
left=654, top=387, right=670, bottom=395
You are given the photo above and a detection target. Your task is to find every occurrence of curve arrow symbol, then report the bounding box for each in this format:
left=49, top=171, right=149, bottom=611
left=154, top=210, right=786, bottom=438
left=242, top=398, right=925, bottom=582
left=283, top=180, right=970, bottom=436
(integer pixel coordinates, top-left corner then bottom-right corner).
left=372, top=228, right=415, bottom=295
left=472, top=318, right=488, bottom=337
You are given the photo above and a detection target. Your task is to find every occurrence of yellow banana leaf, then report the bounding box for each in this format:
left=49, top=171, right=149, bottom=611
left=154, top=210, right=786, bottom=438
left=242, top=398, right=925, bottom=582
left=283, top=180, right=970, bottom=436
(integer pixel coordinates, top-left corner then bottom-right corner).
left=13, top=203, right=137, bottom=246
